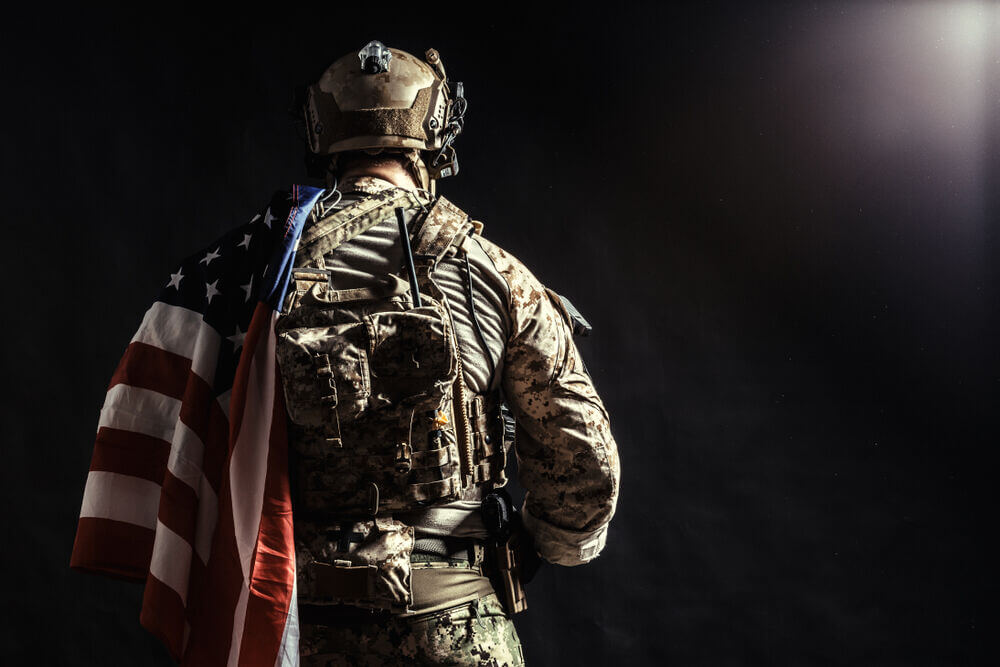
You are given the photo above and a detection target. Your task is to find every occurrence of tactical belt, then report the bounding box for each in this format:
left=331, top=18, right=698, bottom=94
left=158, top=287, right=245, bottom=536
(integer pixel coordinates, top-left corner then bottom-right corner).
left=300, top=552, right=495, bottom=625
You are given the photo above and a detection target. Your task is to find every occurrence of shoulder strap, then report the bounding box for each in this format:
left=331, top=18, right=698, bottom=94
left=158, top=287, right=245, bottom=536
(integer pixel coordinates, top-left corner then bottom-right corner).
left=411, top=196, right=478, bottom=266
left=296, top=188, right=426, bottom=268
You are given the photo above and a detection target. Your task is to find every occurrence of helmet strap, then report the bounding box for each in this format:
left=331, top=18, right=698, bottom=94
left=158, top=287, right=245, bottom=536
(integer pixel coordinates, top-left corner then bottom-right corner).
left=402, top=149, right=433, bottom=194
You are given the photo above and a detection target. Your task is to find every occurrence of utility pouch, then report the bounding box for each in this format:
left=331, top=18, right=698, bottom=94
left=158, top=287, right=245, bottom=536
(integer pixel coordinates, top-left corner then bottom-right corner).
left=367, top=305, right=458, bottom=410
left=276, top=320, right=371, bottom=429
left=276, top=297, right=458, bottom=427
left=295, top=516, right=414, bottom=612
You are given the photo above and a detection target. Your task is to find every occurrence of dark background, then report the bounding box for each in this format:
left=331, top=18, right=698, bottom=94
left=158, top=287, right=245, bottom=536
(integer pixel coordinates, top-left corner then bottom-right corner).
left=2, top=2, right=997, bottom=665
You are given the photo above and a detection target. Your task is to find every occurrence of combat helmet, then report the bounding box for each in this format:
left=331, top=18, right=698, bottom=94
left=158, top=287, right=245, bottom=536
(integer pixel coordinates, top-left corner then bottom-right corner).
left=302, top=40, right=467, bottom=193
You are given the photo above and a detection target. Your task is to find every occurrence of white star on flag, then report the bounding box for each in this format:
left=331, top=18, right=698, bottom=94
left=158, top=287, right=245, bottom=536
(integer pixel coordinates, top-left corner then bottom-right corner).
left=238, top=233, right=252, bottom=250
left=251, top=213, right=261, bottom=222
left=205, top=279, right=221, bottom=304
left=241, top=276, right=254, bottom=303
left=227, top=326, right=246, bottom=350
left=200, top=248, right=221, bottom=265
left=263, top=209, right=276, bottom=228
left=166, top=269, right=184, bottom=289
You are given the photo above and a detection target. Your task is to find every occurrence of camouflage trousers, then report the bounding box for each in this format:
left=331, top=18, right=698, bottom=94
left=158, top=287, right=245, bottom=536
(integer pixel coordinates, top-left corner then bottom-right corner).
left=299, top=593, right=525, bottom=666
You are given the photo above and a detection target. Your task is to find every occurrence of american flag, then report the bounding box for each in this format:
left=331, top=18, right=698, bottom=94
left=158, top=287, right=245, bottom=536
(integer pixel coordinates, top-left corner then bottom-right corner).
left=71, top=185, right=324, bottom=666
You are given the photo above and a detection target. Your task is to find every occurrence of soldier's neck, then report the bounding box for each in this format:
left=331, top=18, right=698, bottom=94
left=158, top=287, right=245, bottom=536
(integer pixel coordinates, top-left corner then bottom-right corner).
left=337, top=164, right=419, bottom=192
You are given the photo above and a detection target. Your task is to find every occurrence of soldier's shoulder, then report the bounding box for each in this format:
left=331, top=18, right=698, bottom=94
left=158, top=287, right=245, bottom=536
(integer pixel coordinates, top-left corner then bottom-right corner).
left=470, top=233, right=541, bottom=285
left=432, top=195, right=545, bottom=288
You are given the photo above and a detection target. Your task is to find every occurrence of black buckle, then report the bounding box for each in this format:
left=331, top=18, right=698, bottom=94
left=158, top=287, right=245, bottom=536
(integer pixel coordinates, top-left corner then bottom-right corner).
left=394, top=442, right=412, bottom=473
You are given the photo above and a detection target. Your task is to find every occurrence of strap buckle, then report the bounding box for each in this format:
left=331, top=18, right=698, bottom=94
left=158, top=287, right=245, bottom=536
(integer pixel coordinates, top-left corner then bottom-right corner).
left=394, top=442, right=412, bottom=473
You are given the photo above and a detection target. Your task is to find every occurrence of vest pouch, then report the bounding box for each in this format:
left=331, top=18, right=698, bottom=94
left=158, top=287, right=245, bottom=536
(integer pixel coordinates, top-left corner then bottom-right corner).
left=295, top=516, right=414, bottom=612
left=368, top=304, right=458, bottom=411
left=276, top=322, right=370, bottom=426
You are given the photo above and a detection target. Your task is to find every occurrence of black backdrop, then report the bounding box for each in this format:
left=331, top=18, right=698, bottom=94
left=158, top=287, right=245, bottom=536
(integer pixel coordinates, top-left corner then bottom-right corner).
left=3, top=2, right=997, bottom=665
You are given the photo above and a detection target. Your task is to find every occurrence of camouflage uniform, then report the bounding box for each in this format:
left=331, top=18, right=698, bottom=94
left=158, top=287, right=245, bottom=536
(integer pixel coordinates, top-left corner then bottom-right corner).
left=287, top=176, right=620, bottom=663
left=300, top=592, right=523, bottom=666
left=477, top=233, right=620, bottom=567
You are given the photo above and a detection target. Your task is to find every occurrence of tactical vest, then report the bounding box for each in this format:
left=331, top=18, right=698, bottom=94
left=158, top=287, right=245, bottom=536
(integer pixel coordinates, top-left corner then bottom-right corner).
left=276, top=188, right=506, bottom=611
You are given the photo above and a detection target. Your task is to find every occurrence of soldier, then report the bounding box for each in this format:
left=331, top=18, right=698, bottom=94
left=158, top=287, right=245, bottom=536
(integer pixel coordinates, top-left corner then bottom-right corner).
left=71, top=39, right=619, bottom=667
left=287, top=41, right=621, bottom=665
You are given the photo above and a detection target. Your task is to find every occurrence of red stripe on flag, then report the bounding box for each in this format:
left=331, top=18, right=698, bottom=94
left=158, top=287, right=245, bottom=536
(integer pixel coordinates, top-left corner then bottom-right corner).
left=183, top=303, right=274, bottom=666
left=108, top=341, right=230, bottom=496
left=141, top=573, right=189, bottom=662
left=178, top=383, right=229, bottom=495
left=90, top=428, right=170, bottom=484
left=158, top=469, right=199, bottom=548
left=70, top=517, right=154, bottom=581
left=110, top=342, right=191, bottom=396
left=186, top=548, right=208, bottom=615
left=239, top=373, right=295, bottom=666
left=182, top=478, right=245, bottom=666
left=227, top=303, right=272, bottom=446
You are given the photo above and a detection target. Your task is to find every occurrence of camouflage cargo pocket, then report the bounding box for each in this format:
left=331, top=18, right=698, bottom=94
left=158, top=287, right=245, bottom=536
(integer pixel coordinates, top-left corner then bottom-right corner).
left=367, top=304, right=458, bottom=409
left=276, top=322, right=371, bottom=426
left=296, top=516, right=414, bottom=612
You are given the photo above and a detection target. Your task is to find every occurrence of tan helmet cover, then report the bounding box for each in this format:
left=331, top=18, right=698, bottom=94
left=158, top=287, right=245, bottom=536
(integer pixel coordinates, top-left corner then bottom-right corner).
left=304, top=45, right=452, bottom=155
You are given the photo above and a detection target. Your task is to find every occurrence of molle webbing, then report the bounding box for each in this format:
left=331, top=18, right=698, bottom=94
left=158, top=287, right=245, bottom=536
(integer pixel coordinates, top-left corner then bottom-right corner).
left=285, top=193, right=508, bottom=612
left=469, top=394, right=506, bottom=486
left=410, top=195, right=484, bottom=489
left=412, top=196, right=477, bottom=265
left=404, top=477, right=461, bottom=505
left=282, top=193, right=504, bottom=520
left=289, top=272, right=409, bottom=306
left=297, top=187, right=427, bottom=267
left=334, top=443, right=454, bottom=470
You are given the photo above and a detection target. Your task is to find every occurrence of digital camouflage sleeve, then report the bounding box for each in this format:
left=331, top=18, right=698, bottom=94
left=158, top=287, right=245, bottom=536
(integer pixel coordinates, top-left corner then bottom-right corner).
left=476, top=237, right=621, bottom=567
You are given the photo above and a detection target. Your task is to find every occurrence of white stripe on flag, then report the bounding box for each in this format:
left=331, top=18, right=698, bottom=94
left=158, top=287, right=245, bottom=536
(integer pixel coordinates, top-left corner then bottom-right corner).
left=166, top=422, right=220, bottom=544
left=149, top=520, right=193, bottom=604
left=166, top=420, right=205, bottom=490
left=217, top=388, right=233, bottom=420
left=274, top=577, right=299, bottom=667
left=229, top=312, right=278, bottom=577
left=80, top=471, right=160, bottom=529
left=194, top=478, right=218, bottom=565
left=228, top=583, right=251, bottom=667
left=100, top=385, right=220, bottom=565
left=99, top=385, right=181, bottom=440
left=132, top=301, right=221, bottom=382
